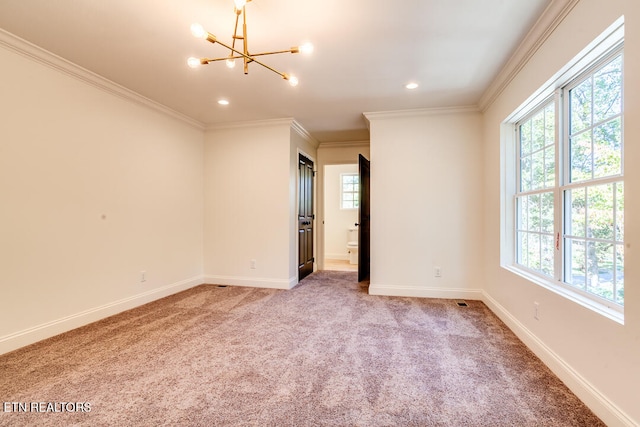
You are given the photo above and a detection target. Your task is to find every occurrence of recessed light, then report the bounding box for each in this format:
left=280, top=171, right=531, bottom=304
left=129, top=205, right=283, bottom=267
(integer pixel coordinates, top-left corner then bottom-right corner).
left=218, top=99, right=230, bottom=105
left=405, top=82, right=419, bottom=90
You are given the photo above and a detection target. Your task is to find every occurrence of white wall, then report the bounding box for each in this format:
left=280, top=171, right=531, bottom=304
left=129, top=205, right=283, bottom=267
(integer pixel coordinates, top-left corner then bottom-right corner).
left=0, top=36, right=204, bottom=354
left=365, top=109, right=484, bottom=300
left=203, top=121, right=292, bottom=288
left=203, top=120, right=317, bottom=289
left=324, top=164, right=358, bottom=260
left=482, top=1, right=639, bottom=425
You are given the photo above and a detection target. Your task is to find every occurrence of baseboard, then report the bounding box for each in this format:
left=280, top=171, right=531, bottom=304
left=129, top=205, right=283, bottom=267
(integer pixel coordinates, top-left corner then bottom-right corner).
left=0, top=276, right=205, bottom=356
left=482, top=290, right=637, bottom=427
left=205, top=275, right=297, bottom=290
left=368, top=283, right=483, bottom=300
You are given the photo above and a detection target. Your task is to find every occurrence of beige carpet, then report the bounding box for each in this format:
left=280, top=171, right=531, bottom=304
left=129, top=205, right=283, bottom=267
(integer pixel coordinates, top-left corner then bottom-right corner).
left=0, top=271, right=604, bottom=426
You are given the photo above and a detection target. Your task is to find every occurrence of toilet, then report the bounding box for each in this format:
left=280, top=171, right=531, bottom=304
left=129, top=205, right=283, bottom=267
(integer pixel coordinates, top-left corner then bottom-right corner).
left=347, top=227, right=358, bottom=265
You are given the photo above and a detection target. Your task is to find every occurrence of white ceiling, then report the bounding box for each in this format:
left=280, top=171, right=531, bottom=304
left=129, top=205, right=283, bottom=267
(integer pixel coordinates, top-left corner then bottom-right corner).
left=0, top=0, right=551, bottom=142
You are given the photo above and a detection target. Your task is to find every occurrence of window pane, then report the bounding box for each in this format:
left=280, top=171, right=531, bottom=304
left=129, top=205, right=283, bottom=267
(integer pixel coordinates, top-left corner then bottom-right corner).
left=520, top=120, right=532, bottom=155
left=544, top=146, right=555, bottom=187
left=570, top=77, right=592, bottom=134
left=541, top=234, right=554, bottom=277
left=544, top=104, right=555, bottom=145
left=532, top=110, right=545, bottom=152
left=517, top=232, right=528, bottom=266
left=528, top=194, right=540, bottom=232
left=343, top=201, right=353, bottom=209
left=343, top=193, right=353, bottom=202
left=518, top=196, right=528, bottom=231
left=567, top=239, right=586, bottom=289
left=541, top=192, right=554, bottom=233
left=520, top=156, right=532, bottom=192
left=532, top=150, right=544, bottom=190
left=587, top=184, right=614, bottom=241
left=593, top=118, right=622, bottom=178
left=593, top=55, right=622, bottom=123
left=616, top=182, right=624, bottom=242
left=616, top=244, right=624, bottom=304
left=343, top=175, right=354, bottom=184
left=587, top=242, right=614, bottom=301
left=343, top=183, right=353, bottom=192
left=570, top=131, right=593, bottom=182
left=354, top=200, right=359, bottom=208
left=569, top=188, right=586, bottom=238
left=528, top=233, right=541, bottom=271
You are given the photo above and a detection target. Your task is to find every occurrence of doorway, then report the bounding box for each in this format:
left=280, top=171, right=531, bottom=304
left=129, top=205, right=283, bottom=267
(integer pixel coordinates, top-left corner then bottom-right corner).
left=323, top=164, right=359, bottom=272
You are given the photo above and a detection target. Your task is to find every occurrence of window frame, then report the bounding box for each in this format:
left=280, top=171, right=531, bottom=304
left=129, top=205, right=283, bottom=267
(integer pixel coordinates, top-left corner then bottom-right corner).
left=503, top=17, right=625, bottom=322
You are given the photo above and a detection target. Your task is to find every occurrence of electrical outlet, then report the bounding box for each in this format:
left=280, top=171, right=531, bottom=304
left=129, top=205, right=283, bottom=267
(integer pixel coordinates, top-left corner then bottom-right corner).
left=534, top=302, right=539, bottom=320
left=434, top=267, right=442, bottom=278
left=250, top=259, right=256, bottom=269
left=141, top=271, right=146, bottom=283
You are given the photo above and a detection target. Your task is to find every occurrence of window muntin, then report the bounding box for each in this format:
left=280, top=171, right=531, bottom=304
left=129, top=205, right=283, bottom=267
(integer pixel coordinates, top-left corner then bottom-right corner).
left=514, top=50, right=624, bottom=308
left=341, top=174, right=359, bottom=209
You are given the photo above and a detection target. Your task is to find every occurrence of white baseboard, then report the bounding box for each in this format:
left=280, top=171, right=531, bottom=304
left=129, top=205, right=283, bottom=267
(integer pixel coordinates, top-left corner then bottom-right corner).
left=368, top=283, right=483, bottom=300
left=0, top=276, right=205, bottom=356
left=482, top=290, right=636, bottom=427
left=205, top=275, right=297, bottom=290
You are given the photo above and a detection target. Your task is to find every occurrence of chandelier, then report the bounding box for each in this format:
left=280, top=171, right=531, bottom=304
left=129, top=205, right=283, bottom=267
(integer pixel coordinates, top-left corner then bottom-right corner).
left=187, top=0, right=313, bottom=86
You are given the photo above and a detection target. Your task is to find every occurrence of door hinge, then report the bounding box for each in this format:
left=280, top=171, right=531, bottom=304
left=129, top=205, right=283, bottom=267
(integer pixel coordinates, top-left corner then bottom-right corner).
left=312, top=214, right=315, bottom=220
left=313, top=170, right=316, bottom=176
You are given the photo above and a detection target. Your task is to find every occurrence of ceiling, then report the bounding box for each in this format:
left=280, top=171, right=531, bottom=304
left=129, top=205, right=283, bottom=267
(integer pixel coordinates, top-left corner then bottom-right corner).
left=0, top=0, right=551, bottom=143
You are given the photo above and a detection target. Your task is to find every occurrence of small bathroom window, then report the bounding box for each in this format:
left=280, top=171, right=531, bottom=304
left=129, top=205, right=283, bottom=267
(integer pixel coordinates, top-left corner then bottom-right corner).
left=340, top=173, right=359, bottom=209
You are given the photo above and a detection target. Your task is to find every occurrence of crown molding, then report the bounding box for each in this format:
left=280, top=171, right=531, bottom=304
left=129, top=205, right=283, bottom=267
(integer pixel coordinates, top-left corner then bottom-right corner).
left=206, top=118, right=320, bottom=148
left=0, top=28, right=204, bottom=130
left=478, top=0, right=581, bottom=112
left=291, top=120, right=320, bottom=148
left=318, top=141, right=370, bottom=149
left=363, top=105, right=480, bottom=124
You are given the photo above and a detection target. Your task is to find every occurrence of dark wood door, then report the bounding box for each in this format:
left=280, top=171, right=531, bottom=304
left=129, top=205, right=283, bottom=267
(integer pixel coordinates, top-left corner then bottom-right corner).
left=358, top=154, right=370, bottom=282
left=298, top=154, right=314, bottom=280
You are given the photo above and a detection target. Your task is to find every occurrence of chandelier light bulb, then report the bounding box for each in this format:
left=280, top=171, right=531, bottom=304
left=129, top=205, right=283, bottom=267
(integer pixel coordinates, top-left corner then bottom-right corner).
left=187, top=57, right=201, bottom=68
left=226, top=58, right=236, bottom=69
left=288, top=75, right=299, bottom=87
left=299, top=43, right=314, bottom=55
left=234, top=0, right=247, bottom=9
left=190, top=23, right=207, bottom=39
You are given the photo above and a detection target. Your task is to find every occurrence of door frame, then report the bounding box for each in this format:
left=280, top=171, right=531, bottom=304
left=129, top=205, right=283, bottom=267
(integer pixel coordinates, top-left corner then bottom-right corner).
left=315, top=144, right=371, bottom=272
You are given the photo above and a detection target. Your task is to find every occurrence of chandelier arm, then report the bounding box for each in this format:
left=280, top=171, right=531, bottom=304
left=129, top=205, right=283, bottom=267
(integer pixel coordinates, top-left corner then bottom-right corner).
left=242, top=5, right=249, bottom=74
left=205, top=36, right=289, bottom=79
left=247, top=49, right=299, bottom=57
left=230, top=13, right=241, bottom=58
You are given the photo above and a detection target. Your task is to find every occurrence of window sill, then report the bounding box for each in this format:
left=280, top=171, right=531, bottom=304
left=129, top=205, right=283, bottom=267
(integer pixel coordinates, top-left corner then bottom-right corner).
left=502, top=265, right=624, bottom=325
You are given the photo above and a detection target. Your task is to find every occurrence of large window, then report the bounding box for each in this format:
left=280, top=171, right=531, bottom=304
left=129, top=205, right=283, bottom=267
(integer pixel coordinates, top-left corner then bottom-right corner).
left=512, top=40, right=624, bottom=312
